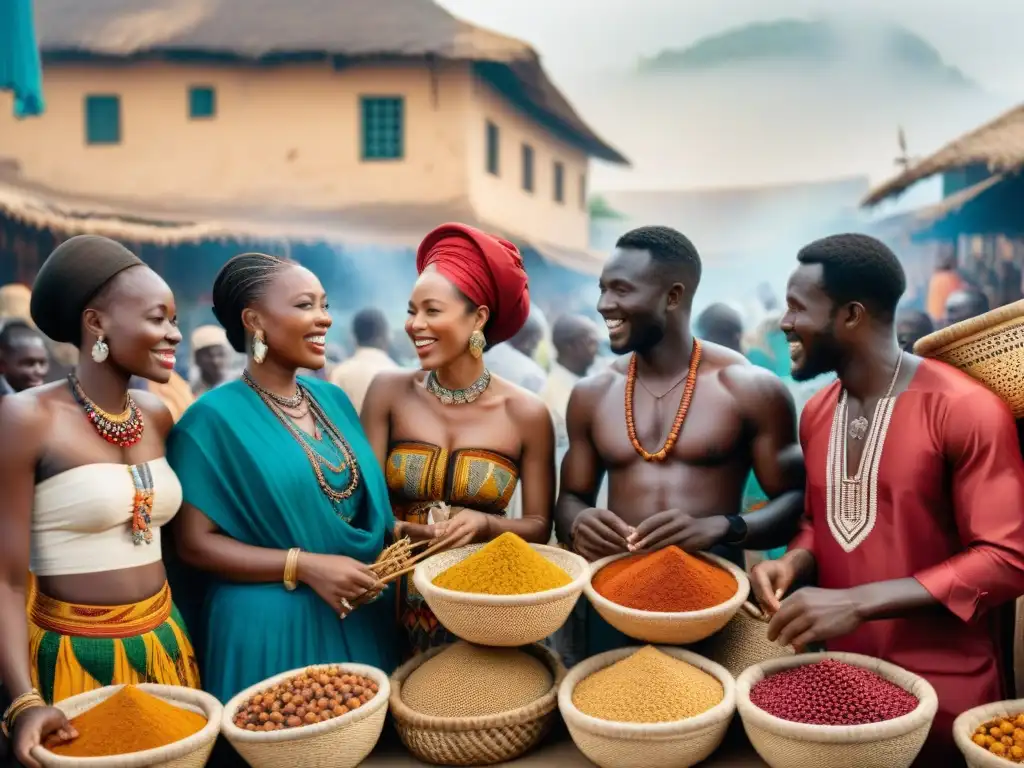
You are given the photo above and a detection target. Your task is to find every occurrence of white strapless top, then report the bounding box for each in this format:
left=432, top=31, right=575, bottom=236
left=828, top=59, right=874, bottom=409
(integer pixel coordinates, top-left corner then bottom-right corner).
left=31, top=458, right=183, bottom=577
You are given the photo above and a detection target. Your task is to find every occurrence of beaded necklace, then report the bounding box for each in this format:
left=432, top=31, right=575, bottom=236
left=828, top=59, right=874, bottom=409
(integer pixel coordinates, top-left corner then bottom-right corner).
left=68, top=374, right=145, bottom=448
left=243, top=374, right=360, bottom=511
left=425, top=368, right=491, bottom=405
left=624, top=338, right=701, bottom=462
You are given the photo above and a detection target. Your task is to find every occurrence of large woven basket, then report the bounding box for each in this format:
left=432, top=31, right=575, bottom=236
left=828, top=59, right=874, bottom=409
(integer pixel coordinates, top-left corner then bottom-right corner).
left=390, top=642, right=564, bottom=766
left=413, top=543, right=589, bottom=646
left=584, top=552, right=749, bottom=645
left=914, top=298, right=1024, bottom=417
left=559, top=646, right=735, bottom=768
left=953, top=698, right=1024, bottom=767
left=696, top=601, right=795, bottom=678
left=736, top=652, right=938, bottom=768
left=221, top=663, right=389, bottom=768
left=33, top=684, right=221, bottom=768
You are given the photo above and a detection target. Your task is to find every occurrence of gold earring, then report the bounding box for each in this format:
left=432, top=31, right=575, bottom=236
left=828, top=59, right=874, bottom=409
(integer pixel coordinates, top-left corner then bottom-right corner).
left=252, top=330, right=268, bottom=364
left=468, top=330, right=485, bottom=359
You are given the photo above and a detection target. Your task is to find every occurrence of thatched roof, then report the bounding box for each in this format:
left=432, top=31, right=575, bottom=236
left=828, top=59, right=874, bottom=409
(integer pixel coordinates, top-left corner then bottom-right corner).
left=31, top=0, right=628, bottom=164
left=863, top=103, right=1024, bottom=206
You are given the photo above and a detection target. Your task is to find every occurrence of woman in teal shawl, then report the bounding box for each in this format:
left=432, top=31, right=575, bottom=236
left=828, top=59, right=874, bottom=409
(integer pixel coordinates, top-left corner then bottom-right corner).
left=166, top=253, right=397, bottom=702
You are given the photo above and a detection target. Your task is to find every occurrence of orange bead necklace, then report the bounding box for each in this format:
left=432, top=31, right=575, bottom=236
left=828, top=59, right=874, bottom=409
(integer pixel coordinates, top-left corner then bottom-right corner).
left=625, top=338, right=702, bottom=462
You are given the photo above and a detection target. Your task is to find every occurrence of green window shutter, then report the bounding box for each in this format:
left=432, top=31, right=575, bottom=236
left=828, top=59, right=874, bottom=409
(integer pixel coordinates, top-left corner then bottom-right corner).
left=85, top=94, right=120, bottom=144
left=188, top=86, right=216, bottom=119
left=361, top=96, right=404, bottom=160
left=486, top=121, right=499, bottom=175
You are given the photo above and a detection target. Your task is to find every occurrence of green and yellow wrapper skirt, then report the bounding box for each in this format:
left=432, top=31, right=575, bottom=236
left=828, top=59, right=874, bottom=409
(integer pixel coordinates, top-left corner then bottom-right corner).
left=28, top=582, right=200, bottom=704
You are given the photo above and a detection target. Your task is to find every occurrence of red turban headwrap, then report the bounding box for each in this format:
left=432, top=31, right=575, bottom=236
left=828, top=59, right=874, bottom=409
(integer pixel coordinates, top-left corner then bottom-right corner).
left=415, top=222, right=530, bottom=346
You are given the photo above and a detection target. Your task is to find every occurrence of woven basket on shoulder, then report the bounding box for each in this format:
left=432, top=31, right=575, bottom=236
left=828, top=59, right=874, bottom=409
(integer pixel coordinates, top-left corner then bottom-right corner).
left=33, top=684, right=222, bottom=768
left=953, top=698, right=1024, bottom=767
left=413, top=543, right=589, bottom=646
left=736, top=652, right=938, bottom=768
left=389, top=642, right=564, bottom=766
left=559, top=646, right=735, bottom=768
left=914, top=298, right=1024, bottom=417
left=221, top=663, right=389, bottom=768
left=584, top=552, right=749, bottom=645
left=695, top=601, right=795, bottom=678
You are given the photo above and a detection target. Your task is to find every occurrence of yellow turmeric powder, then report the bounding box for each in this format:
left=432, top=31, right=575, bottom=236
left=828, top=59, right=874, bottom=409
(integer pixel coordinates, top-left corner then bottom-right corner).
left=49, top=685, right=206, bottom=757
left=433, top=532, right=572, bottom=594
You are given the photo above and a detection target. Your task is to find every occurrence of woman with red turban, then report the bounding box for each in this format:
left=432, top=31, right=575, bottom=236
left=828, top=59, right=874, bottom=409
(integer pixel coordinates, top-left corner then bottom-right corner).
left=361, top=223, right=555, bottom=654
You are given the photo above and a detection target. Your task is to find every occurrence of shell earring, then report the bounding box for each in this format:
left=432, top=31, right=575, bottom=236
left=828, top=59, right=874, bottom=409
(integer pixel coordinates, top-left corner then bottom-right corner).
left=468, top=330, right=485, bottom=359
left=252, top=330, right=268, bottom=365
left=91, top=335, right=109, bottom=363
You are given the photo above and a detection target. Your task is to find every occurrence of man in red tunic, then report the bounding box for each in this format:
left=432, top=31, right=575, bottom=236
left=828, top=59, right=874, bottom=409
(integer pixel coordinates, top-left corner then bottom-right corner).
left=752, top=234, right=1024, bottom=766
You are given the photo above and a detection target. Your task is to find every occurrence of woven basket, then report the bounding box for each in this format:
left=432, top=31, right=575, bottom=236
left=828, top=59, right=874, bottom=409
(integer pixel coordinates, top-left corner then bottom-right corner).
left=221, top=663, right=389, bottom=768
left=559, top=646, right=735, bottom=768
left=736, top=652, right=938, bottom=768
left=33, top=684, right=221, bottom=768
left=913, top=298, right=1024, bottom=417
left=584, top=552, right=749, bottom=645
left=696, top=601, right=795, bottom=678
left=412, top=543, right=589, bottom=646
left=953, top=698, right=1024, bottom=767
left=390, top=642, right=565, bottom=766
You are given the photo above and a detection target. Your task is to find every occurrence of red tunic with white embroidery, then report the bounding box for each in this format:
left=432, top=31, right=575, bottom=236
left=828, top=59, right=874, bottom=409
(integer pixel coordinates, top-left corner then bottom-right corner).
left=792, top=359, right=1024, bottom=766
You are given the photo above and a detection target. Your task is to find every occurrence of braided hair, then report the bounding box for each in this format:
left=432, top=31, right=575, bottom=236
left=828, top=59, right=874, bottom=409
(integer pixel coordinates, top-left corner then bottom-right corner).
left=212, top=252, right=292, bottom=352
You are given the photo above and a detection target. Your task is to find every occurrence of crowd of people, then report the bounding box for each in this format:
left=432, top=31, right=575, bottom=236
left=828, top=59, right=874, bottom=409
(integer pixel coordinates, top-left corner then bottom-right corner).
left=0, top=223, right=1022, bottom=768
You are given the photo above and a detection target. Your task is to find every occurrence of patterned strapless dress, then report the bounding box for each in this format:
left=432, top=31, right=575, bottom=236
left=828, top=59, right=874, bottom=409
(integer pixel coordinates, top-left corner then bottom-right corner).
left=385, top=441, right=519, bottom=655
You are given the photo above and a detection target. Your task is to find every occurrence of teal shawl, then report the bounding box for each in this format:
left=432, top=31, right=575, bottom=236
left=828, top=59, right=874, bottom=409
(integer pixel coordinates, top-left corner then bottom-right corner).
left=166, top=376, right=398, bottom=701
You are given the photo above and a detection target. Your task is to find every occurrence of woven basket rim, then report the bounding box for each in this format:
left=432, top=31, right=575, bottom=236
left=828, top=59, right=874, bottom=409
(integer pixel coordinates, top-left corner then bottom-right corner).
left=558, top=645, right=736, bottom=741
left=735, top=651, right=938, bottom=743
left=952, top=697, right=1024, bottom=768
left=584, top=551, right=750, bottom=622
left=388, top=642, right=565, bottom=731
left=413, top=543, right=589, bottom=606
left=914, top=299, right=1024, bottom=357
left=32, top=684, right=222, bottom=767
left=220, top=662, right=390, bottom=744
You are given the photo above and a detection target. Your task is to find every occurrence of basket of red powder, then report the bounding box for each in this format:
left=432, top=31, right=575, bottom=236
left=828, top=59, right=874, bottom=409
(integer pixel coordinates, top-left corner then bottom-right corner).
left=952, top=699, right=1024, bottom=766
left=736, top=653, right=938, bottom=768
left=584, top=547, right=749, bottom=645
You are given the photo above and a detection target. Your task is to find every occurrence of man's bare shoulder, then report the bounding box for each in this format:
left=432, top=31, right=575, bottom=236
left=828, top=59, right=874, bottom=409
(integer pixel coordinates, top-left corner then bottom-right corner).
left=718, top=355, right=793, bottom=410
left=699, top=341, right=751, bottom=372
left=577, top=363, right=625, bottom=396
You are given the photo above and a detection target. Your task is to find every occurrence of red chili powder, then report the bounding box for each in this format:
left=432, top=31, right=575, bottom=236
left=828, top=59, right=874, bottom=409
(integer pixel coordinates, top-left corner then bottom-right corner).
left=750, top=660, right=919, bottom=725
left=592, top=546, right=737, bottom=612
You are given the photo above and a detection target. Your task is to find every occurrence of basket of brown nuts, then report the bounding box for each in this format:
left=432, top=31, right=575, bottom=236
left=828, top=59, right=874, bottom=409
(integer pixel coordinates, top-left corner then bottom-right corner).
left=220, top=663, right=389, bottom=768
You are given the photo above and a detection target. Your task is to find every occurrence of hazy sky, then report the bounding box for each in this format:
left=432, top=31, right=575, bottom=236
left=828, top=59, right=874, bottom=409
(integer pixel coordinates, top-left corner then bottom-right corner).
left=437, top=0, right=1023, bottom=201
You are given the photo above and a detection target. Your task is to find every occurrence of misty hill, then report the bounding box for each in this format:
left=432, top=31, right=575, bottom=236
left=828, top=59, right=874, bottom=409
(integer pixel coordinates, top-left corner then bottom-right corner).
left=639, top=18, right=974, bottom=90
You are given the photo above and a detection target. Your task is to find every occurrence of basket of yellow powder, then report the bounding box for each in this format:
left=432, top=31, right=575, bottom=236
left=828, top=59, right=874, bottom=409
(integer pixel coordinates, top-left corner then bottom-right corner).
left=414, top=532, right=589, bottom=646
left=954, top=700, right=1024, bottom=766
left=220, top=662, right=390, bottom=768
left=558, top=646, right=734, bottom=768
left=33, top=684, right=221, bottom=768
left=390, top=641, right=565, bottom=765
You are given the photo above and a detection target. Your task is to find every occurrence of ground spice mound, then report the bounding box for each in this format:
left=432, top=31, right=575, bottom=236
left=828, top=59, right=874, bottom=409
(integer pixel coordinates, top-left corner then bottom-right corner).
left=432, top=532, right=572, bottom=594
left=49, top=685, right=206, bottom=757
left=572, top=646, right=723, bottom=723
left=592, top=546, right=736, bottom=612
left=402, top=642, right=552, bottom=717
left=972, top=713, right=1024, bottom=760
left=750, top=660, right=919, bottom=726
left=233, top=666, right=379, bottom=731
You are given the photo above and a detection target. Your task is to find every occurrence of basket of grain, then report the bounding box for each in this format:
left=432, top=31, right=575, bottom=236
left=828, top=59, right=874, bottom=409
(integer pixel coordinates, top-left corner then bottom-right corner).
left=413, top=533, right=589, bottom=646
left=914, top=299, right=1024, bottom=417
left=390, top=641, right=565, bottom=766
left=221, top=663, right=389, bottom=768
left=584, top=548, right=749, bottom=645
left=695, top=600, right=795, bottom=678
left=736, top=652, right=938, bottom=768
left=953, top=699, right=1024, bottom=766
left=559, top=645, right=735, bottom=768
left=33, top=684, right=222, bottom=768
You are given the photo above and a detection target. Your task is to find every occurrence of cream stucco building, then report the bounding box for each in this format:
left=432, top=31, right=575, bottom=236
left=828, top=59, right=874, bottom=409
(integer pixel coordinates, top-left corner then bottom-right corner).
left=0, top=0, right=627, bottom=272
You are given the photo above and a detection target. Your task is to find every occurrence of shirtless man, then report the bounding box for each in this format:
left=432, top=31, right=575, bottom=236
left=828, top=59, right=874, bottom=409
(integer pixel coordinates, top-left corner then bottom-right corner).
left=555, top=227, right=804, bottom=649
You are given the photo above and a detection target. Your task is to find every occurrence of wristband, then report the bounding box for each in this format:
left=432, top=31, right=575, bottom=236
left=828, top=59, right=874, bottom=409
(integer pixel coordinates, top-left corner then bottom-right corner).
left=2, top=689, right=46, bottom=738
left=283, top=548, right=301, bottom=591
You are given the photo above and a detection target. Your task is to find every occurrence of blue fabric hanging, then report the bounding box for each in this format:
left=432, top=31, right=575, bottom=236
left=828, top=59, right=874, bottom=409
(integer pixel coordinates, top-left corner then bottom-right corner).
left=0, top=0, right=45, bottom=117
